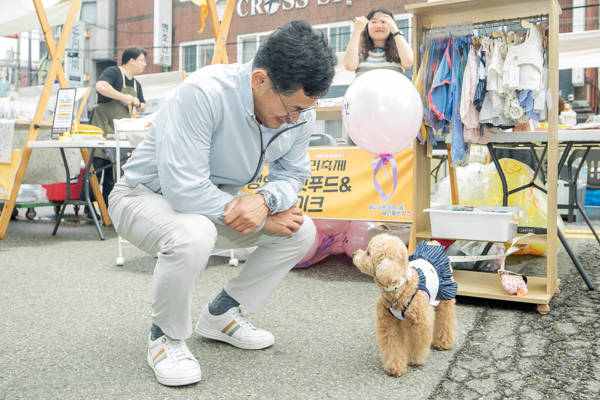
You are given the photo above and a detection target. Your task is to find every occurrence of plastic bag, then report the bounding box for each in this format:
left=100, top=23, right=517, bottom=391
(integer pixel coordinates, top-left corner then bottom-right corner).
left=431, top=163, right=490, bottom=207
left=444, top=240, right=505, bottom=271
left=585, top=114, right=600, bottom=124
left=432, top=159, right=565, bottom=254
left=32, top=185, right=48, bottom=202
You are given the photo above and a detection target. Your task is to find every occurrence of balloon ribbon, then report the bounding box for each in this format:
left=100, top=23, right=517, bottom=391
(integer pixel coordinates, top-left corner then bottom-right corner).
left=199, top=4, right=208, bottom=33
left=372, top=155, right=398, bottom=202
left=191, top=0, right=209, bottom=33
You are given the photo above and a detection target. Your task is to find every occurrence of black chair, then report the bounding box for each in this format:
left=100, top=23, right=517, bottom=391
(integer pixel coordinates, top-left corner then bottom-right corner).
left=586, top=150, right=600, bottom=190
left=559, top=149, right=586, bottom=223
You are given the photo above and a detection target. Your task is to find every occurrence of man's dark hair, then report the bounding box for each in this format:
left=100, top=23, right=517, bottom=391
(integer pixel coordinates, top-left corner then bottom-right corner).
left=253, top=20, right=337, bottom=98
left=122, top=46, right=148, bottom=65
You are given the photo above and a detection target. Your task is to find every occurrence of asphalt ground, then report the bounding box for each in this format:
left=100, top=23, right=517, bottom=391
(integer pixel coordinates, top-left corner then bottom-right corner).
left=1, top=205, right=599, bottom=400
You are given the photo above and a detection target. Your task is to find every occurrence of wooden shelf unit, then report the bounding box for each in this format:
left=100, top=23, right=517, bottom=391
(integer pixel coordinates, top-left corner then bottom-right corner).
left=315, top=105, right=342, bottom=121
left=416, top=229, right=549, bottom=247
left=406, top=0, right=562, bottom=307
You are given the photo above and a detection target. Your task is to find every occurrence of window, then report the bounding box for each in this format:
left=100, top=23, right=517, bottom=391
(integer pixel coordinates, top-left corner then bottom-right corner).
left=179, top=40, right=215, bottom=73
left=241, top=37, right=257, bottom=64
left=237, top=31, right=273, bottom=63
left=81, top=2, right=97, bottom=25
left=330, top=26, right=351, bottom=53
left=312, top=22, right=353, bottom=54
left=395, top=16, right=412, bottom=45
left=182, top=45, right=197, bottom=73
left=198, top=43, right=214, bottom=68
left=394, top=14, right=413, bottom=79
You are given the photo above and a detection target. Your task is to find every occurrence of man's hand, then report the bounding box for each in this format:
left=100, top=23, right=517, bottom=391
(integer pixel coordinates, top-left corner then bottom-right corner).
left=223, top=194, right=269, bottom=235
left=132, top=97, right=141, bottom=107
left=263, top=207, right=304, bottom=237
left=122, top=94, right=136, bottom=106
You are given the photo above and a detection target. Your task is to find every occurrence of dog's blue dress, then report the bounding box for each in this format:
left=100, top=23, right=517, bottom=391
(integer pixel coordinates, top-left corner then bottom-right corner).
left=389, top=241, right=457, bottom=320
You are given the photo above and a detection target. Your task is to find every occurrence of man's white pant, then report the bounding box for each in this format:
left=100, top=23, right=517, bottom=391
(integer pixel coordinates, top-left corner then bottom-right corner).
left=108, top=180, right=316, bottom=340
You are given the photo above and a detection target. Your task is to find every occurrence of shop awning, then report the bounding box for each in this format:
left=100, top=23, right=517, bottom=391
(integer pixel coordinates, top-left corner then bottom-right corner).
left=0, top=0, right=75, bottom=37
left=17, top=84, right=89, bottom=113
left=559, top=29, right=600, bottom=70
left=135, top=70, right=186, bottom=102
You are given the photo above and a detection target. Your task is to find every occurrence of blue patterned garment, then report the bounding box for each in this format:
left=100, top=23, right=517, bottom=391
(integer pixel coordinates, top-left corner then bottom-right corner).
left=408, top=241, right=458, bottom=301
left=388, top=241, right=457, bottom=320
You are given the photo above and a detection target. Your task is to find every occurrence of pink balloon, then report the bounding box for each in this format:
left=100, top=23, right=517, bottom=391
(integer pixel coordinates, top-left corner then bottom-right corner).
left=313, top=219, right=351, bottom=236
left=298, top=229, right=321, bottom=265
left=328, top=234, right=346, bottom=255
left=343, top=221, right=379, bottom=258
left=342, top=70, right=423, bottom=155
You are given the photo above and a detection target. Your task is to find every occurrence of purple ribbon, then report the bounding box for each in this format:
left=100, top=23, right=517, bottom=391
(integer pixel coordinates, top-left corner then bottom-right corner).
left=317, top=235, right=336, bottom=253
left=372, top=154, right=398, bottom=202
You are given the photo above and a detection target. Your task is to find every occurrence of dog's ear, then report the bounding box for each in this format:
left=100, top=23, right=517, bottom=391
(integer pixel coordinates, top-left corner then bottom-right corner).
left=375, top=235, right=410, bottom=287
left=393, top=238, right=409, bottom=266
left=355, top=241, right=378, bottom=277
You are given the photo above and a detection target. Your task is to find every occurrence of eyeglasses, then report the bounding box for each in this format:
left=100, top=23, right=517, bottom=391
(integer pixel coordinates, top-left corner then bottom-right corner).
left=277, top=92, right=318, bottom=118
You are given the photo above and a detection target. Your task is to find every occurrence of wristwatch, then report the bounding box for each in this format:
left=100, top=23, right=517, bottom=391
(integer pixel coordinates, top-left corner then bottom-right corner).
left=392, top=31, right=404, bottom=38
left=259, top=191, right=277, bottom=215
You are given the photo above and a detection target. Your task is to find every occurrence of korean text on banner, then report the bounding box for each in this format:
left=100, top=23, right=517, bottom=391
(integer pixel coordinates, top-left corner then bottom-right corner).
left=243, top=147, right=413, bottom=222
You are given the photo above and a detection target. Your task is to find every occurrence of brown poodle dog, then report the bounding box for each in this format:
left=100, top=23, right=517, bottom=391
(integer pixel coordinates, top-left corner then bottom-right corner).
left=353, top=234, right=457, bottom=377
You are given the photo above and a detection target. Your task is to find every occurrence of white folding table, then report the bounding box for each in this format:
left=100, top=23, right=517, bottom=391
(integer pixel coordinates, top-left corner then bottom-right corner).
left=485, top=129, right=600, bottom=290
left=27, top=140, right=135, bottom=240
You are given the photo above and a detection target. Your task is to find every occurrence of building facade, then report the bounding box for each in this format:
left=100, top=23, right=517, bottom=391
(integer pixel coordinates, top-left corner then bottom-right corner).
left=116, top=0, right=416, bottom=74
left=110, top=0, right=598, bottom=122
left=115, top=0, right=418, bottom=138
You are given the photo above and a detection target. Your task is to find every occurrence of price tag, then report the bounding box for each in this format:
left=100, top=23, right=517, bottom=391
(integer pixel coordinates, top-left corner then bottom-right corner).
left=546, top=89, right=554, bottom=111
left=534, top=89, right=546, bottom=110
left=319, top=99, right=335, bottom=107
left=509, top=67, right=520, bottom=89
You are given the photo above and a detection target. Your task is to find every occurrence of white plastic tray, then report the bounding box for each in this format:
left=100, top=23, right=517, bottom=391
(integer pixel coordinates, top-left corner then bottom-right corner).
left=424, top=205, right=522, bottom=242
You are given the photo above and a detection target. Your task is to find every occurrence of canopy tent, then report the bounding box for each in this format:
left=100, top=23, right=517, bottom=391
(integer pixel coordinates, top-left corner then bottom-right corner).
left=134, top=70, right=187, bottom=114
left=0, top=0, right=75, bottom=37
left=135, top=71, right=186, bottom=101
left=559, top=29, right=600, bottom=70
left=18, top=85, right=89, bottom=112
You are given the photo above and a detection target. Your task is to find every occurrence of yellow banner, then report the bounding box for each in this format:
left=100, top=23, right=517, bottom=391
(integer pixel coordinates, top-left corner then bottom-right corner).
left=243, top=147, right=413, bottom=222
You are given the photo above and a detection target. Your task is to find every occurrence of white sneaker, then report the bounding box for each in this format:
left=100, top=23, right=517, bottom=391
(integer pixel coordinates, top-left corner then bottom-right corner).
left=147, top=334, right=202, bottom=386
left=195, top=305, right=275, bottom=350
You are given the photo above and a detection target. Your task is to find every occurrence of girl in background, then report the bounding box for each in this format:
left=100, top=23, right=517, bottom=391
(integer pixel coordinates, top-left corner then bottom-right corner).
left=344, top=7, right=413, bottom=76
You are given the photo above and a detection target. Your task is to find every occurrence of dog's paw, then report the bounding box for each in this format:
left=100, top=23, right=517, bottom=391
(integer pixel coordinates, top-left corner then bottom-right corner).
left=386, top=362, right=407, bottom=377
left=432, top=336, right=455, bottom=350
left=409, top=357, right=427, bottom=366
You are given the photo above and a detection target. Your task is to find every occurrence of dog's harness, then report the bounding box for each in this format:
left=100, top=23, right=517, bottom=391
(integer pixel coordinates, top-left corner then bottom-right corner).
left=387, top=259, right=441, bottom=320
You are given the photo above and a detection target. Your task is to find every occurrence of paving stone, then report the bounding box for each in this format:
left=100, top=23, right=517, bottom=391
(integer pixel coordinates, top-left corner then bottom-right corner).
left=4, top=214, right=600, bottom=399
left=447, top=367, right=470, bottom=382
left=465, top=378, right=497, bottom=395
left=521, top=333, right=548, bottom=357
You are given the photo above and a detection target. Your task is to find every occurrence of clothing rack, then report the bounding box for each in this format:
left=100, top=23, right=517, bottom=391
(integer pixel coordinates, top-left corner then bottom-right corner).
left=423, top=16, right=550, bottom=41
left=407, top=0, right=563, bottom=314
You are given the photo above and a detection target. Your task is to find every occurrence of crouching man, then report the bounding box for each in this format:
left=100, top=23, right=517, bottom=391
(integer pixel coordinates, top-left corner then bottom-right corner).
left=108, top=21, right=337, bottom=386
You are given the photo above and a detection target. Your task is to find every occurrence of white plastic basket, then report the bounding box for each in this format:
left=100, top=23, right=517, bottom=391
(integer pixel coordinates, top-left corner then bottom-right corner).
left=424, top=205, right=522, bottom=242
